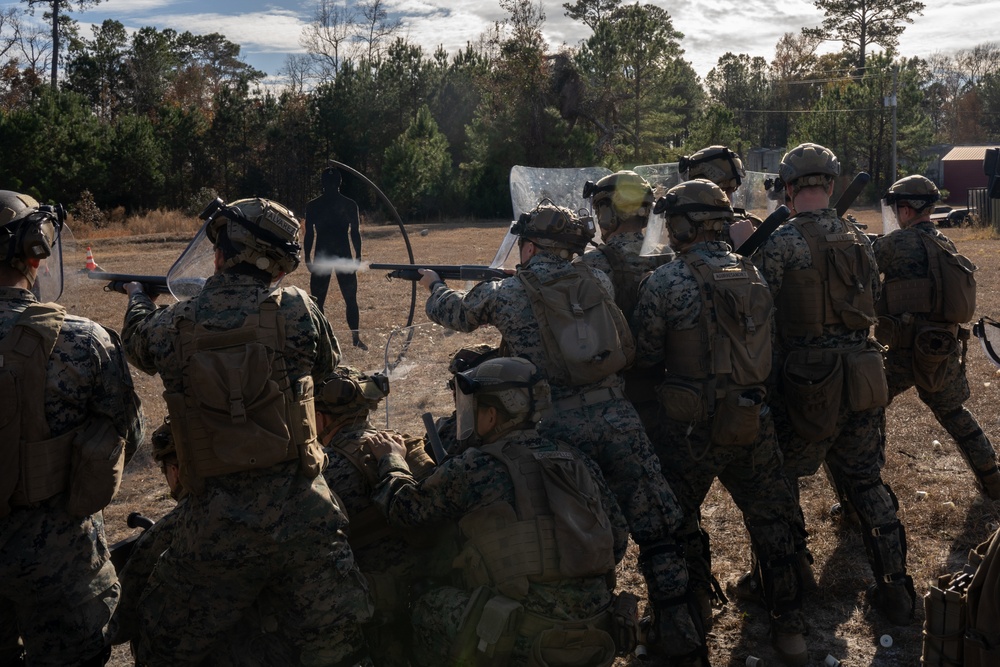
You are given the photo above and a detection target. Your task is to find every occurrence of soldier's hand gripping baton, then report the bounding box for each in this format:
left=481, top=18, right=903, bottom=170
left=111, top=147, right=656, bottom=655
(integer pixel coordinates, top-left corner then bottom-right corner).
left=87, top=271, right=171, bottom=296
left=734, top=205, right=791, bottom=256
left=368, top=264, right=513, bottom=282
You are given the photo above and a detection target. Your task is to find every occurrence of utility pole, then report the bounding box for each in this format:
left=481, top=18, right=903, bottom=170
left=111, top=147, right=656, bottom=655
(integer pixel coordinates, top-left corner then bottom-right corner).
left=889, top=66, right=898, bottom=184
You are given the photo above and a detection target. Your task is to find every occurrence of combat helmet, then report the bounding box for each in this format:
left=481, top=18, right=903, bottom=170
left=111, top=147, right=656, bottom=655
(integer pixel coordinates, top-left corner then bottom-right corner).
left=653, top=179, right=734, bottom=244
left=778, top=143, right=840, bottom=189
left=510, top=201, right=595, bottom=259
left=201, top=197, right=302, bottom=278
left=316, top=366, right=390, bottom=437
left=883, top=175, right=939, bottom=213
left=582, top=170, right=654, bottom=234
left=454, top=356, right=552, bottom=441
left=151, top=418, right=176, bottom=463
left=0, top=190, right=63, bottom=286
left=680, top=146, right=746, bottom=191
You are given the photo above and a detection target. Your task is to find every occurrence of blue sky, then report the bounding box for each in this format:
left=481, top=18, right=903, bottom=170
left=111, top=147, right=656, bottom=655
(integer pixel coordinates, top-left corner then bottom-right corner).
left=3, top=0, right=993, bottom=81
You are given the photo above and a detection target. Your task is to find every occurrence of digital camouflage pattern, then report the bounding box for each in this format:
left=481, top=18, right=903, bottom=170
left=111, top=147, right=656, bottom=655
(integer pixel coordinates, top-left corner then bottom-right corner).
left=372, top=428, right=626, bottom=666
left=634, top=242, right=807, bottom=635
left=577, top=232, right=671, bottom=429
left=874, top=222, right=1000, bottom=481
left=425, top=253, right=699, bottom=658
left=753, top=208, right=880, bottom=352
left=0, top=285, right=142, bottom=667
left=123, top=274, right=373, bottom=667
left=323, top=426, right=456, bottom=667
left=754, top=210, right=913, bottom=607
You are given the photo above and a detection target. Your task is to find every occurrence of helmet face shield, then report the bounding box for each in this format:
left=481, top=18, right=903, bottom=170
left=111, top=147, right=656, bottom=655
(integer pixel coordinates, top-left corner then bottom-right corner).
left=30, top=211, right=67, bottom=302
left=454, top=378, right=478, bottom=442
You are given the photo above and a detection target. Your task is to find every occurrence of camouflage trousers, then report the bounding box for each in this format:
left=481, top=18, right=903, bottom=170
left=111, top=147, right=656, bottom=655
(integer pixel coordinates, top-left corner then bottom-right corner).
left=773, top=396, right=910, bottom=583
left=885, top=346, right=999, bottom=476
left=0, top=501, right=119, bottom=667
left=650, top=407, right=807, bottom=634
left=538, top=397, right=700, bottom=656
left=134, top=472, right=373, bottom=667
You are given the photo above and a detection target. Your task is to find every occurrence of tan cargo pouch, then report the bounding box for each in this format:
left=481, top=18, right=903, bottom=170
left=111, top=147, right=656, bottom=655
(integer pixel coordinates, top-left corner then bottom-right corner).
left=656, top=378, right=708, bottom=423
left=522, top=605, right=616, bottom=667
left=782, top=349, right=843, bottom=442
left=884, top=277, right=933, bottom=316
left=843, top=345, right=888, bottom=412
left=475, top=595, right=524, bottom=666
left=712, top=385, right=765, bottom=446
left=517, top=266, right=634, bottom=387
left=965, top=528, right=1000, bottom=667
left=923, top=571, right=972, bottom=667
left=922, top=528, right=1000, bottom=666
left=913, top=323, right=959, bottom=394
left=65, top=417, right=126, bottom=518
left=528, top=628, right=615, bottom=667
left=0, top=303, right=67, bottom=515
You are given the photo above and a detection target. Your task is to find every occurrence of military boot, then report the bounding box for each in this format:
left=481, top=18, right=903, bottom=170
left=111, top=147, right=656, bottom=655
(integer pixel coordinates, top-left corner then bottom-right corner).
left=728, top=569, right=763, bottom=606
left=868, top=577, right=916, bottom=626
left=772, top=631, right=809, bottom=666
left=976, top=466, right=1000, bottom=500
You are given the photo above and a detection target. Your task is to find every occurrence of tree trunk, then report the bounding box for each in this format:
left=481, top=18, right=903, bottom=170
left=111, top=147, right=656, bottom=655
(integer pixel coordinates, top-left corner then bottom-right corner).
left=50, top=0, right=59, bottom=90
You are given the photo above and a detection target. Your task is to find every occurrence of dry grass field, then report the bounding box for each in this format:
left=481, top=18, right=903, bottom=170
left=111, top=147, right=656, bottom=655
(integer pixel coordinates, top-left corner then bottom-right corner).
left=61, top=208, right=1000, bottom=667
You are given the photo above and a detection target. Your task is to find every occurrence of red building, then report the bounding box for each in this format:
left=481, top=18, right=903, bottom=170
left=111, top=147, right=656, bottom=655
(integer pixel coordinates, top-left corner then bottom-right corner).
left=940, top=145, right=992, bottom=205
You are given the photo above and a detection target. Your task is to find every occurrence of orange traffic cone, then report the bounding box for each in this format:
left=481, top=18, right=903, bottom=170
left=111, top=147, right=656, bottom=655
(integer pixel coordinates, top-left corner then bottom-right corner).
left=84, top=246, right=99, bottom=272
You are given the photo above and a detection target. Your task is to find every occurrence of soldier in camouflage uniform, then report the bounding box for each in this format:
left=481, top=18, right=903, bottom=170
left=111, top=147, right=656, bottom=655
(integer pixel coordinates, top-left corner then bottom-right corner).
left=634, top=180, right=810, bottom=665
left=680, top=145, right=759, bottom=249
left=368, top=357, right=629, bottom=667
left=576, top=170, right=673, bottom=431
left=0, top=190, right=143, bottom=667
left=112, top=419, right=184, bottom=651
left=316, top=366, right=456, bottom=666
left=418, top=204, right=706, bottom=665
left=753, top=144, right=916, bottom=626
left=874, top=175, right=1000, bottom=498
left=122, top=197, right=373, bottom=666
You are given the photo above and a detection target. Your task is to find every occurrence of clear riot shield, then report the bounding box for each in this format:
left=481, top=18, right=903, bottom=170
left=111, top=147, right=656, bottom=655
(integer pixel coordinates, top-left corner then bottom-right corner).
left=340, top=321, right=501, bottom=436
left=634, top=163, right=681, bottom=257
left=735, top=171, right=778, bottom=219
left=494, top=165, right=614, bottom=269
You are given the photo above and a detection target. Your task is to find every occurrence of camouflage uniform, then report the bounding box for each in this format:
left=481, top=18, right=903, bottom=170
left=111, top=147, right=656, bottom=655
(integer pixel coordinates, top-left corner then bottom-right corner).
left=372, top=428, right=628, bottom=667
left=577, top=233, right=671, bottom=430
left=0, top=285, right=143, bottom=667
left=754, top=208, right=914, bottom=611
left=634, top=241, right=807, bottom=637
left=323, top=425, right=456, bottom=666
left=425, top=254, right=699, bottom=657
left=123, top=273, right=373, bottom=667
left=873, top=221, right=1000, bottom=489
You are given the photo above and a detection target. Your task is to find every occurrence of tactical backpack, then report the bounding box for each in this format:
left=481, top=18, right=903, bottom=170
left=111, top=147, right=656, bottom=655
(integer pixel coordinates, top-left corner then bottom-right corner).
left=883, top=229, right=977, bottom=325
left=0, top=304, right=126, bottom=517
left=163, top=287, right=324, bottom=492
left=595, top=244, right=671, bottom=319
left=517, top=265, right=634, bottom=387
left=776, top=216, right=879, bottom=338
left=658, top=255, right=773, bottom=445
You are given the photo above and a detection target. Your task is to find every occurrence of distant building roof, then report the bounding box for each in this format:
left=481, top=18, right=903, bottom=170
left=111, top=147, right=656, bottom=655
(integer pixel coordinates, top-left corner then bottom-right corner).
left=942, top=146, right=995, bottom=161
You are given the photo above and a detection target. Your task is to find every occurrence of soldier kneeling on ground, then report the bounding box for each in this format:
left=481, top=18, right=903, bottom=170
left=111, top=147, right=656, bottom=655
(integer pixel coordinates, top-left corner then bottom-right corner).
left=368, top=357, right=638, bottom=667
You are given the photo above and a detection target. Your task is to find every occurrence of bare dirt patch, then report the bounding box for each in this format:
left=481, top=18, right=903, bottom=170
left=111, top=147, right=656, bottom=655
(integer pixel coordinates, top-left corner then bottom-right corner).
left=75, top=215, right=999, bottom=666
